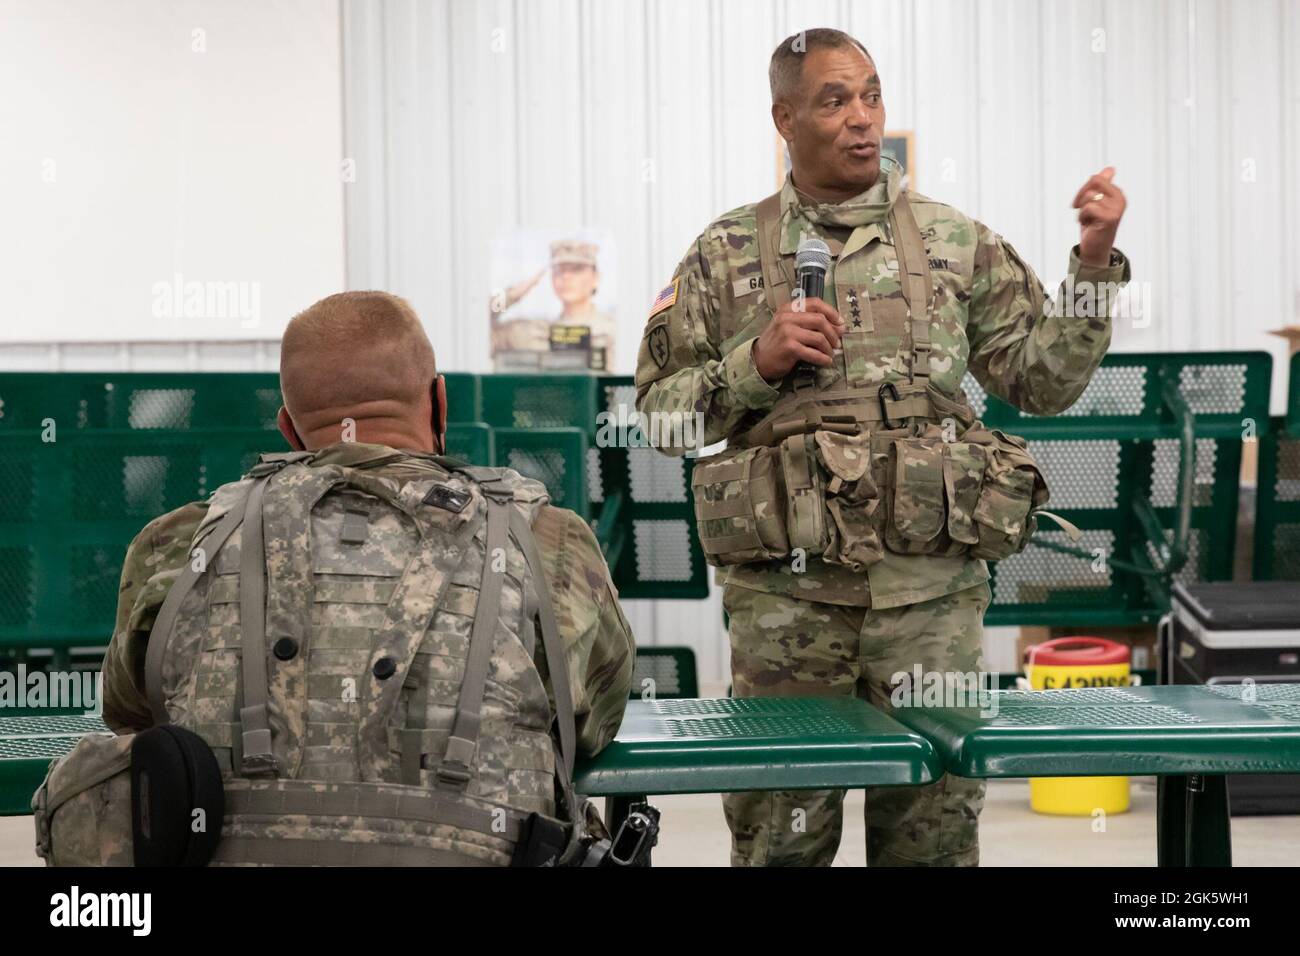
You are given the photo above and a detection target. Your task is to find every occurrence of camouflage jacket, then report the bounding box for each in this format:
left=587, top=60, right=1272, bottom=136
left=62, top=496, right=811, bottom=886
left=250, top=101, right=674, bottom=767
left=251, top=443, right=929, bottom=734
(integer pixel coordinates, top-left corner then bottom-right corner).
left=635, top=165, right=1131, bottom=608
left=101, top=441, right=635, bottom=755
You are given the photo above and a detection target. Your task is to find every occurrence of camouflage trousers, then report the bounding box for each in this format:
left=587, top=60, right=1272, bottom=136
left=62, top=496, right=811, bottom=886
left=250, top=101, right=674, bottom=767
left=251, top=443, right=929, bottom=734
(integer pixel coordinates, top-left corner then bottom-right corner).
left=722, top=580, right=991, bottom=867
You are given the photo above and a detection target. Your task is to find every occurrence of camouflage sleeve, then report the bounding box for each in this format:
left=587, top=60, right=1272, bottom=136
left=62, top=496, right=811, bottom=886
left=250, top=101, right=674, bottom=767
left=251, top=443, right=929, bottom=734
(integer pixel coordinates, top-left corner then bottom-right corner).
left=100, top=502, right=208, bottom=734
left=531, top=505, right=635, bottom=756
left=634, top=232, right=780, bottom=455
left=966, top=222, right=1131, bottom=416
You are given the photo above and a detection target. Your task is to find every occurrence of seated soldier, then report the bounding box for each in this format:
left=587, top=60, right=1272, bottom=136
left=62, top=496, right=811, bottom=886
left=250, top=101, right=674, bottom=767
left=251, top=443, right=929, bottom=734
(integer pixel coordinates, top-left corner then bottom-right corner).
left=94, top=290, right=636, bottom=866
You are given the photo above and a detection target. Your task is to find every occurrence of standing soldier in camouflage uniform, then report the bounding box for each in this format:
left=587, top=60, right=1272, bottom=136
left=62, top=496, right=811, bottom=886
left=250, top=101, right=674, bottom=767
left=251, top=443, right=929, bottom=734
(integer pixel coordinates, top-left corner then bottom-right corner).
left=635, top=29, right=1129, bottom=866
left=91, top=291, right=634, bottom=866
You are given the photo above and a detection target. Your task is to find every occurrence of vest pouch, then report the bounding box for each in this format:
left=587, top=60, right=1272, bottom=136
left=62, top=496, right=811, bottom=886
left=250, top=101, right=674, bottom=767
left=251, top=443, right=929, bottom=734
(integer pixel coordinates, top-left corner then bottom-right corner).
left=33, top=731, right=135, bottom=866
left=942, top=441, right=989, bottom=548
left=32, top=724, right=226, bottom=867
left=884, top=437, right=947, bottom=555
left=970, top=429, right=1048, bottom=561
left=780, top=433, right=829, bottom=558
left=814, top=430, right=884, bottom=571
left=690, top=444, right=790, bottom=566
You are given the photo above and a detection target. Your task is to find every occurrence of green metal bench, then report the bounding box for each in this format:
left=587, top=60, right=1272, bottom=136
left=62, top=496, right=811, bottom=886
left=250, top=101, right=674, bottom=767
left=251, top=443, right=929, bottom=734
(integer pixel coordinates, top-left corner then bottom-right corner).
left=573, top=696, right=941, bottom=859
left=2, top=700, right=942, bottom=869
left=0, top=714, right=111, bottom=816
left=891, top=683, right=1300, bottom=866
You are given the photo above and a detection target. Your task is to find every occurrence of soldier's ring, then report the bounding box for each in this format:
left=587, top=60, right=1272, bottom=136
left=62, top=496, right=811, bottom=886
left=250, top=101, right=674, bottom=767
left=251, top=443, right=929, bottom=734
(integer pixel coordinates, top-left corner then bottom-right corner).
left=1092, top=192, right=1105, bottom=202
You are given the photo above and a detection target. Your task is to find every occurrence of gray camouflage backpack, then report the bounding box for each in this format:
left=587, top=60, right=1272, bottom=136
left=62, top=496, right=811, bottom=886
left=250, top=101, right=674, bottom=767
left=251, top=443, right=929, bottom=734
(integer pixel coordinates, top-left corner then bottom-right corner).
left=34, top=451, right=585, bottom=866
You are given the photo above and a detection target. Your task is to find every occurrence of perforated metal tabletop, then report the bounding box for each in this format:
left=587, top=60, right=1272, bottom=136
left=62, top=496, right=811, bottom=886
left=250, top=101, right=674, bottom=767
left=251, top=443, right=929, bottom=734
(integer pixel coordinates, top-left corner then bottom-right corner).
left=573, top=697, right=942, bottom=796
left=0, top=714, right=110, bottom=815
left=890, top=684, right=1300, bottom=779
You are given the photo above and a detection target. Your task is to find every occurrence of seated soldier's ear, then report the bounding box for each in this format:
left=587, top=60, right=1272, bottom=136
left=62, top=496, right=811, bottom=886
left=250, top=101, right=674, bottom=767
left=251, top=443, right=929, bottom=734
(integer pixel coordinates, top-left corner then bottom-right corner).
left=277, top=407, right=306, bottom=451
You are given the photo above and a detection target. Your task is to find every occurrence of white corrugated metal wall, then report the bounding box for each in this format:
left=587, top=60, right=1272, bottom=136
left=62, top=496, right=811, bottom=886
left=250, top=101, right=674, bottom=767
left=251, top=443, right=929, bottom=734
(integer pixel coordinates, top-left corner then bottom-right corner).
left=5, top=0, right=1299, bottom=681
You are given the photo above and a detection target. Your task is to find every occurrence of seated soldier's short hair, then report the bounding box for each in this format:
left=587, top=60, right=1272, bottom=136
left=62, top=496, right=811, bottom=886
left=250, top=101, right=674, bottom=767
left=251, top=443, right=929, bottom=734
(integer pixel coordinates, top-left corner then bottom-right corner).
left=279, top=290, right=436, bottom=421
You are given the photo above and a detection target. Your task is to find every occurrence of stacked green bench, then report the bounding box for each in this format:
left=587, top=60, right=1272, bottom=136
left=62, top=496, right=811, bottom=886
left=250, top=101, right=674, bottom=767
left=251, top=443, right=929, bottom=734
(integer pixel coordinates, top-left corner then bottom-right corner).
left=629, top=647, right=699, bottom=700
left=964, top=351, right=1272, bottom=627
left=475, top=374, right=709, bottom=601
left=0, top=373, right=285, bottom=662
left=1254, top=352, right=1300, bottom=580
left=0, top=371, right=708, bottom=662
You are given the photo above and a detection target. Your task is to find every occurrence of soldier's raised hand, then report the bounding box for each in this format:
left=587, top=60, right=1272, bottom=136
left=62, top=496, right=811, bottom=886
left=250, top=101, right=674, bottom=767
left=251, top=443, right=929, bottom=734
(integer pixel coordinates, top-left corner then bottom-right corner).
left=1073, top=166, right=1126, bottom=267
left=751, top=297, right=844, bottom=382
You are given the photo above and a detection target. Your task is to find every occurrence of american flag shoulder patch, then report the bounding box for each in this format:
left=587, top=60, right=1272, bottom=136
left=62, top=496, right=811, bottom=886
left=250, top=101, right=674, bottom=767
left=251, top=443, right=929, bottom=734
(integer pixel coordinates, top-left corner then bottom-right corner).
left=648, top=277, right=680, bottom=318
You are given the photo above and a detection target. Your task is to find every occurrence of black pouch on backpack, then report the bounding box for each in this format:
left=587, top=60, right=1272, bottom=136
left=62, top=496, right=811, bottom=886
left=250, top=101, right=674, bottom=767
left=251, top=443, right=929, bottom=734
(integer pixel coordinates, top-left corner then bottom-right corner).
left=130, top=724, right=225, bottom=867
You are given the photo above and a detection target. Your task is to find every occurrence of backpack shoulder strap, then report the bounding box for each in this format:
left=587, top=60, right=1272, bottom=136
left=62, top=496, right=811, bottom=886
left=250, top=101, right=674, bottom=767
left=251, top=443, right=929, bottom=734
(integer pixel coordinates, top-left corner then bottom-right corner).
left=144, top=470, right=278, bottom=726
left=507, top=508, right=575, bottom=781
left=433, top=485, right=515, bottom=790
left=888, top=192, right=935, bottom=385
left=755, top=191, right=794, bottom=314
left=145, top=453, right=314, bottom=729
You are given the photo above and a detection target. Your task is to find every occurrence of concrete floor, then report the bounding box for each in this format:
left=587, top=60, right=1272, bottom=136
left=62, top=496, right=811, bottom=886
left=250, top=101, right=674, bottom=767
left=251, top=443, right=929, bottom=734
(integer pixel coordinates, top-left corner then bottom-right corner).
left=3, top=776, right=1296, bottom=866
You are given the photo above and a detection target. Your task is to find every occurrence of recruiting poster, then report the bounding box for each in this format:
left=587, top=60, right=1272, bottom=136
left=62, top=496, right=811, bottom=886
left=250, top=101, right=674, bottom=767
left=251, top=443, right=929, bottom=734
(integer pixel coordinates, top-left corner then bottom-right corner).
left=488, top=229, right=617, bottom=372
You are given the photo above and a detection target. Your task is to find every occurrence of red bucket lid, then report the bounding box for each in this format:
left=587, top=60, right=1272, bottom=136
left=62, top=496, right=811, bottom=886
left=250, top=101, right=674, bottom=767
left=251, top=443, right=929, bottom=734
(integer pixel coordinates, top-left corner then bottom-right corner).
left=1024, top=636, right=1130, bottom=666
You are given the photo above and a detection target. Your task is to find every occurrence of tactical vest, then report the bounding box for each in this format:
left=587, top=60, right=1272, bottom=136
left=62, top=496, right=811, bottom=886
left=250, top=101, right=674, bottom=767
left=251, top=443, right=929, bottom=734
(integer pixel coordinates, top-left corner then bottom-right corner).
left=34, top=452, right=585, bottom=866
left=691, top=189, right=1074, bottom=571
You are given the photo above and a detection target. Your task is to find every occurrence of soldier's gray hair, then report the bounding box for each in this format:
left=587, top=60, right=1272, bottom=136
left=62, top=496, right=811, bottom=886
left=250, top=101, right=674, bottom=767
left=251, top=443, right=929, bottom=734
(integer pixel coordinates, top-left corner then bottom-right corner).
left=769, top=28, right=872, bottom=104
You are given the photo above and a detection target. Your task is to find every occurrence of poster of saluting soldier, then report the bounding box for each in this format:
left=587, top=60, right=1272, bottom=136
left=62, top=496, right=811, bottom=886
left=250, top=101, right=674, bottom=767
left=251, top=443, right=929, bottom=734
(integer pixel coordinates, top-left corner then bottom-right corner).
left=489, top=229, right=617, bottom=372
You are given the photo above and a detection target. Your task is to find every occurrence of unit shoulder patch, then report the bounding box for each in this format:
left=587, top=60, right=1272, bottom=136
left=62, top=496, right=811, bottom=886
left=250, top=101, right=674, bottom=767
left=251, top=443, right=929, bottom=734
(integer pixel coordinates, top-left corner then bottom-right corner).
left=647, top=325, right=671, bottom=369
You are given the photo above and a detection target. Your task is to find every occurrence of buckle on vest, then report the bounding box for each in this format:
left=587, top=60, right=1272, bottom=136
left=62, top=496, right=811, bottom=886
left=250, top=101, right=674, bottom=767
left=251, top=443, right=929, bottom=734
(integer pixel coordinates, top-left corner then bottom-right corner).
left=878, top=382, right=903, bottom=429
left=434, top=762, right=472, bottom=786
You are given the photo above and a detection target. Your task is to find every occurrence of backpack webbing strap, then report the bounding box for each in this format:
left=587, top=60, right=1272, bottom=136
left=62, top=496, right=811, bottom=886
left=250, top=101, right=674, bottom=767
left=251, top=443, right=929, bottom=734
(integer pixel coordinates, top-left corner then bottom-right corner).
left=144, top=473, right=275, bottom=726
left=508, top=509, right=576, bottom=780
left=755, top=191, right=794, bottom=315
left=435, top=483, right=514, bottom=790
left=237, top=474, right=276, bottom=775
left=888, top=192, right=935, bottom=385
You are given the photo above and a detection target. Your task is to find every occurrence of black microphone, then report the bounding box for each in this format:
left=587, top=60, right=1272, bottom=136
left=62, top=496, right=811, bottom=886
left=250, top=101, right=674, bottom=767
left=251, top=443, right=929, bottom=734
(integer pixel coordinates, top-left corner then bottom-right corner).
left=792, top=237, right=832, bottom=375
left=795, top=236, right=831, bottom=302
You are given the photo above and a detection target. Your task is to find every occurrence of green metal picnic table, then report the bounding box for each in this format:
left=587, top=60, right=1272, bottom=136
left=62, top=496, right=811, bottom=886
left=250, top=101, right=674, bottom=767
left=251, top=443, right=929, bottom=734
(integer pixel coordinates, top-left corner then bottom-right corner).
left=573, top=696, right=943, bottom=859
left=1, top=699, right=940, bottom=833
left=890, top=683, right=1300, bottom=867
left=0, top=714, right=110, bottom=816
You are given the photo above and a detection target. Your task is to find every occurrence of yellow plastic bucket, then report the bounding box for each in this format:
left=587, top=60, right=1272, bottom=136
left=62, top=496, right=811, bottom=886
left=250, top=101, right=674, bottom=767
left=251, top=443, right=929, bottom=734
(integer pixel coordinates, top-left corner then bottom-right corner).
left=1024, top=637, right=1131, bottom=816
